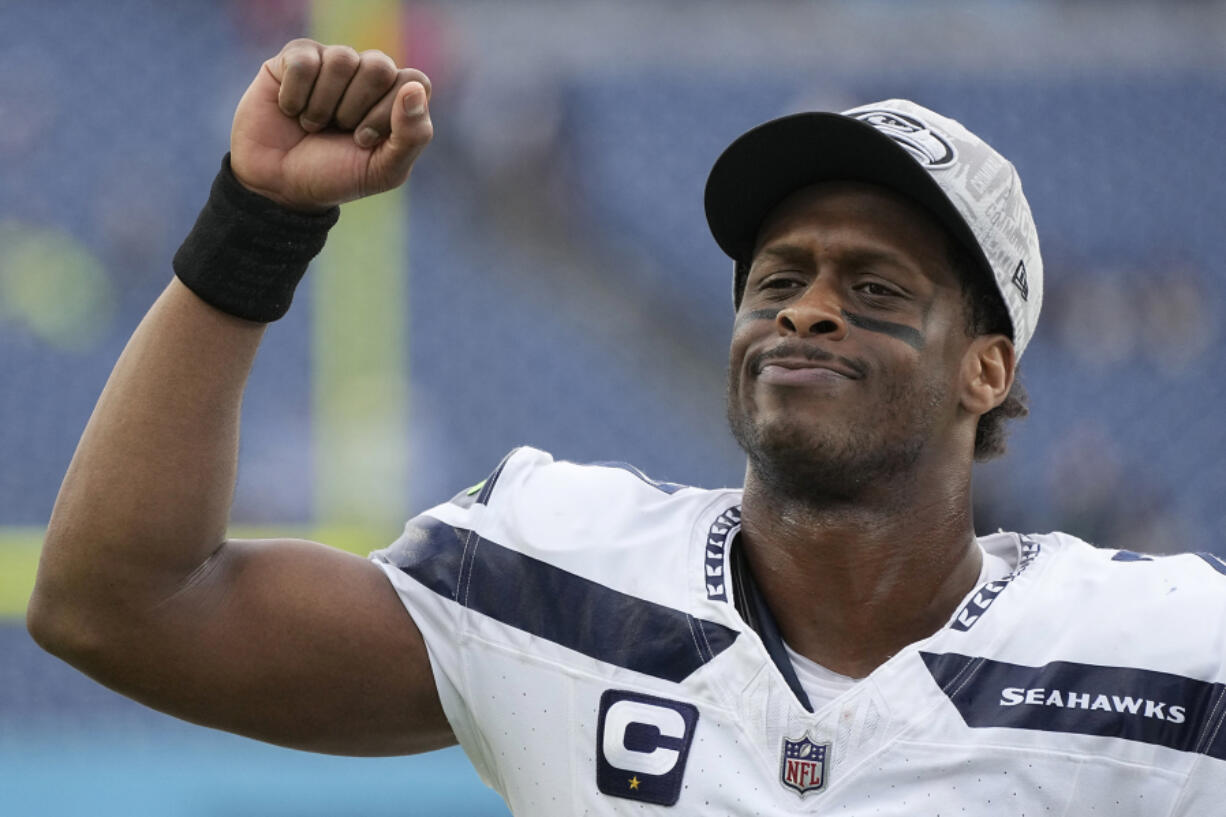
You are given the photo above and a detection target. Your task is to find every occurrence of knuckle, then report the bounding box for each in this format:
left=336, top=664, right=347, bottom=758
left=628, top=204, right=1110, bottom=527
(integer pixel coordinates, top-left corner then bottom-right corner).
left=360, top=50, right=398, bottom=83
left=398, top=68, right=432, bottom=97
left=283, top=49, right=321, bottom=73
left=360, top=49, right=394, bottom=66
left=325, top=45, right=361, bottom=71
left=281, top=37, right=321, bottom=53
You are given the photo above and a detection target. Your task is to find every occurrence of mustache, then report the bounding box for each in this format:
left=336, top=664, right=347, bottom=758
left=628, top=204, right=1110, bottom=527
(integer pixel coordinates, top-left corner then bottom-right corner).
left=750, top=343, right=868, bottom=379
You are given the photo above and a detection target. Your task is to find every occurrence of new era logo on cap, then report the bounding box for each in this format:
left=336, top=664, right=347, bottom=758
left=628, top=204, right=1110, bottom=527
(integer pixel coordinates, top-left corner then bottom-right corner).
left=1012, top=260, right=1030, bottom=301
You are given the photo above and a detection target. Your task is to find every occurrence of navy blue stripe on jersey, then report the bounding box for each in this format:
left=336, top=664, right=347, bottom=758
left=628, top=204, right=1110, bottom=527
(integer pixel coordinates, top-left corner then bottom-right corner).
left=446, top=449, right=521, bottom=510
left=476, top=448, right=519, bottom=505
left=1196, top=552, right=1226, bottom=576
left=1110, top=550, right=1153, bottom=562
left=922, top=651, right=1226, bottom=760
left=587, top=461, right=688, bottom=494
left=391, top=515, right=739, bottom=683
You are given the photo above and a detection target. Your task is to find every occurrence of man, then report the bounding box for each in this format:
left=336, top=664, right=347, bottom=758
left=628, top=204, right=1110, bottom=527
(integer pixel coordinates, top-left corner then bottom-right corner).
left=28, top=39, right=1226, bottom=814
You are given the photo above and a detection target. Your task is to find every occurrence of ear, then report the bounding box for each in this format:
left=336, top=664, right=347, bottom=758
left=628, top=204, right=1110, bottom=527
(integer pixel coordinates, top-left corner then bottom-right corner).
left=959, top=334, right=1015, bottom=417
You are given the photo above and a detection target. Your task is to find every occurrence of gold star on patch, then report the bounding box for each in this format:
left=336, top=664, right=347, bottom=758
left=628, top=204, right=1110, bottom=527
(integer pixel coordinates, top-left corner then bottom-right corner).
left=628, top=776, right=641, bottom=790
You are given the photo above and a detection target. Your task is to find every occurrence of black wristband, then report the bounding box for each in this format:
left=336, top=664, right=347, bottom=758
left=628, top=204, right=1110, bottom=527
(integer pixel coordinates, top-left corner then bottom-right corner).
left=173, top=154, right=340, bottom=322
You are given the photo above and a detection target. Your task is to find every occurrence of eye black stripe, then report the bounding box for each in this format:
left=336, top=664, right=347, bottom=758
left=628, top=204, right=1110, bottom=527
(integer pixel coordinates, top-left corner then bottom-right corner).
left=735, top=307, right=924, bottom=350
left=842, top=310, right=925, bottom=350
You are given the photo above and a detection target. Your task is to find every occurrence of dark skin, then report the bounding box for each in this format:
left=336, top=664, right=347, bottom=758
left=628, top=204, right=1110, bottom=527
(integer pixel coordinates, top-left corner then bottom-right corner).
left=28, top=37, right=1013, bottom=757
left=728, top=182, right=1015, bottom=678
left=28, top=40, right=453, bottom=756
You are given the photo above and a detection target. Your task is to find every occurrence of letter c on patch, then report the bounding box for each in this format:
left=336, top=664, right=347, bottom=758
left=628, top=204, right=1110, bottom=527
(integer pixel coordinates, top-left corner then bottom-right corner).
left=602, top=700, right=685, bottom=775
left=596, top=690, right=700, bottom=806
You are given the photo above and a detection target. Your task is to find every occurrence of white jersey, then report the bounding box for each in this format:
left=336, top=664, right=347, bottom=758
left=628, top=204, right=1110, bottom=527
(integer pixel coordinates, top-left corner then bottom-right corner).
left=370, top=447, right=1226, bottom=815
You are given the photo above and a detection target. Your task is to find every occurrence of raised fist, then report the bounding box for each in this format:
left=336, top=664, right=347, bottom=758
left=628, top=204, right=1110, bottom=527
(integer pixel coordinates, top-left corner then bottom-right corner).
left=229, top=39, right=433, bottom=212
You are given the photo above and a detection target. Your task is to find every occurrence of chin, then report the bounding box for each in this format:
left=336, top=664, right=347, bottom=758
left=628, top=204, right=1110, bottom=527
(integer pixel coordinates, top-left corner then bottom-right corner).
left=729, top=409, right=924, bottom=503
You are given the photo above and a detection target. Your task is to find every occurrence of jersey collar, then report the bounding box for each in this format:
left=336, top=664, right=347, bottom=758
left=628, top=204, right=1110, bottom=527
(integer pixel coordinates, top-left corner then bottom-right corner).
left=729, top=534, right=815, bottom=712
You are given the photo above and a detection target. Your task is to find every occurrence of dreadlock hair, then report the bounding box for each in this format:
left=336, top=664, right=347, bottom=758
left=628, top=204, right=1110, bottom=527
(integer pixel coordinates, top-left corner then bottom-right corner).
left=947, top=241, right=1029, bottom=461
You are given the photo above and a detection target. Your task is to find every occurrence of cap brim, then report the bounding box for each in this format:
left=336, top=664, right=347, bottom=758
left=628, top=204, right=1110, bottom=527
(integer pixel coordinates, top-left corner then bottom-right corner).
left=704, top=112, right=991, bottom=303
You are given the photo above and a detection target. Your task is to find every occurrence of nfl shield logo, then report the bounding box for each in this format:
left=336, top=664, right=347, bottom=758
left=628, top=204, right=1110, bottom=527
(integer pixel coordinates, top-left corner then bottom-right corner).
left=779, top=734, right=829, bottom=796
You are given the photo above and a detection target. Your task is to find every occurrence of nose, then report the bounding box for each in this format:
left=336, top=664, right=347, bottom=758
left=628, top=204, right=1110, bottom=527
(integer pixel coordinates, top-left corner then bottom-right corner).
left=775, top=281, right=849, bottom=340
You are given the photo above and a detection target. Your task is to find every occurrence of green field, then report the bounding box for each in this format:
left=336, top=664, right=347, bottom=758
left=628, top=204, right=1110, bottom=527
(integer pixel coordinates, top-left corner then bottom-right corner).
left=0, top=528, right=41, bottom=617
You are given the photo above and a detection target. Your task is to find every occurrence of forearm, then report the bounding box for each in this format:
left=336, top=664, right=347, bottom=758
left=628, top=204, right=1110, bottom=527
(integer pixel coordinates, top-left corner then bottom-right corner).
left=23, top=40, right=449, bottom=756
left=32, top=279, right=265, bottom=630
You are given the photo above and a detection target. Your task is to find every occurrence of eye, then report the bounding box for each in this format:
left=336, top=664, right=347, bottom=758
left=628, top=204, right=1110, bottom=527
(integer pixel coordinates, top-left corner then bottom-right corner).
left=756, top=272, right=806, bottom=292
left=855, top=280, right=902, bottom=299
left=764, top=276, right=800, bottom=289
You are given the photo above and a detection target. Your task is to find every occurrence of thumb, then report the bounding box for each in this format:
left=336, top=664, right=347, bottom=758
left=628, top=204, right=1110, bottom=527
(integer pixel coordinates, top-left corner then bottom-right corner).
left=381, top=81, right=433, bottom=177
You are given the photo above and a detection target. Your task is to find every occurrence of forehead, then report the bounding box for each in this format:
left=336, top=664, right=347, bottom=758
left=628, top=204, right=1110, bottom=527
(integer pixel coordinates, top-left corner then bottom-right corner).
left=751, top=181, right=955, bottom=281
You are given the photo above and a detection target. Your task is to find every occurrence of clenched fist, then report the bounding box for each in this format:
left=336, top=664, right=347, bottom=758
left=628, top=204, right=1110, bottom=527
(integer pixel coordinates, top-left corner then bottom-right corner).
left=229, top=39, right=433, bottom=212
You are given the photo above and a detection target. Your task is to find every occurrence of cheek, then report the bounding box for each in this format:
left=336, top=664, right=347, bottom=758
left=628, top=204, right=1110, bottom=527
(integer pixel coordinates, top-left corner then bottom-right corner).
left=897, top=345, right=965, bottom=413
left=727, top=322, right=758, bottom=382
left=934, top=323, right=975, bottom=388
left=860, top=348, right=937, bottom=409
left=908, top=306, right=967, bottom=380
left=726, top=348, right=749, bottom=405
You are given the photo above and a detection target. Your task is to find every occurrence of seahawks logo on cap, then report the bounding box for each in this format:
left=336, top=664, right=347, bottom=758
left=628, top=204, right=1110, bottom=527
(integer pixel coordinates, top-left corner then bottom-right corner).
left=852, top=109, right=956, bottom=168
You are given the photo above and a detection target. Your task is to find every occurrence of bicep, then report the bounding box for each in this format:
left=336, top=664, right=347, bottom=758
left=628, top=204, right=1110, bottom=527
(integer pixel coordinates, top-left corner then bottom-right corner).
left=96, top=537, right=455, bottom=756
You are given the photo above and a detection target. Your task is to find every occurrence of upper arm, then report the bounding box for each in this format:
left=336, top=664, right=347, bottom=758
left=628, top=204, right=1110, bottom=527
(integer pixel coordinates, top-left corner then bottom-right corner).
left=76, top=536, right=456, bottom=756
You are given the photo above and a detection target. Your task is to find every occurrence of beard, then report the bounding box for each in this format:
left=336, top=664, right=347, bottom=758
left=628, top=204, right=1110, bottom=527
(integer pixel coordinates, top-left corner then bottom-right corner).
left=726, top=368, right=945, bottom=506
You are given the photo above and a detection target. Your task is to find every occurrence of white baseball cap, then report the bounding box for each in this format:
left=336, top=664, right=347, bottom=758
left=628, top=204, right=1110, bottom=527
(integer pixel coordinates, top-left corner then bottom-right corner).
left=704, top=99, right=1043, bottom=358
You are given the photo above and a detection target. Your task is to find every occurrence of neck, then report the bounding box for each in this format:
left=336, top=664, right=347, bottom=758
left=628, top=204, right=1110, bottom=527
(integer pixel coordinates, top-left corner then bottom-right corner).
left=738, top=458, right=981, bottom=679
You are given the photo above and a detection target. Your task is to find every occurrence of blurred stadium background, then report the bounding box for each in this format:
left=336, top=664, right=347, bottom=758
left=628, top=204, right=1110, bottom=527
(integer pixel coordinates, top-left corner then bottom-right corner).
left=3, top=0, right=1226, bottom=814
